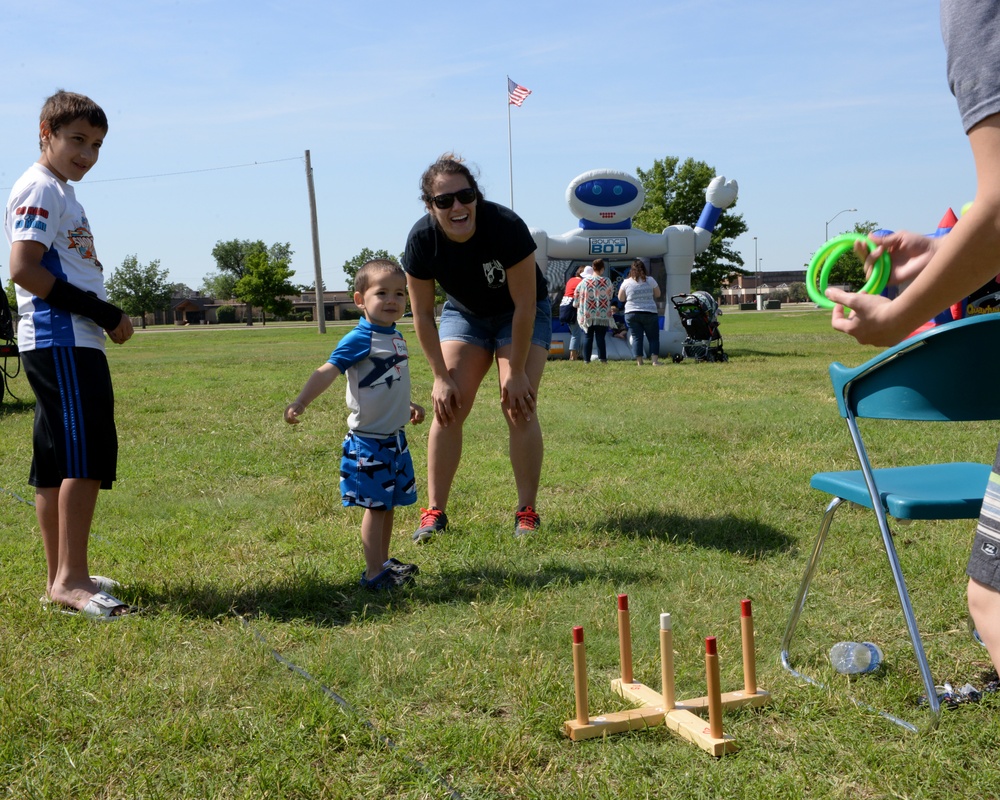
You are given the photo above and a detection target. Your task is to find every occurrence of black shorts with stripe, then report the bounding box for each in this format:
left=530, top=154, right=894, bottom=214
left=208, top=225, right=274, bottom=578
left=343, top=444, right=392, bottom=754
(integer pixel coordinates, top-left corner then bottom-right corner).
left=969, top=442, right=1000, bottom=591
left=21, top=347, right=118, bottom=490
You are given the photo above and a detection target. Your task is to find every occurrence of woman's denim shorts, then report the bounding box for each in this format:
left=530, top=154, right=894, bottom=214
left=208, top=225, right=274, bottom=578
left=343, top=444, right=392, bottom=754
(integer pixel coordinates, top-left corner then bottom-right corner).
left=438, top=299, right=552, bottom=352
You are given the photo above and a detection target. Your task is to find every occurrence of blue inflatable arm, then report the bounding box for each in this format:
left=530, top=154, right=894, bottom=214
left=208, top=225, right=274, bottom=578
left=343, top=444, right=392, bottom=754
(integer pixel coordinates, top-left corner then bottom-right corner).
left=695, top=176, right=738, bottom=234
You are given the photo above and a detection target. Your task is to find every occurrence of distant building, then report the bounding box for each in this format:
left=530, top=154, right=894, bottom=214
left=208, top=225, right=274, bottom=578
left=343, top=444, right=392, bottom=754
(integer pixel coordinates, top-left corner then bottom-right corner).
left=721, top=270, right=807, bottom=305
left=134, top=290, right=358, bottom=326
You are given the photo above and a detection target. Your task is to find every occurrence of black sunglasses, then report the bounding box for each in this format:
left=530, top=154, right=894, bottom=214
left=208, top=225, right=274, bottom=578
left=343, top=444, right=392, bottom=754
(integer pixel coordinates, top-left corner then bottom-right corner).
left=430, top=187, right=477, bottom=209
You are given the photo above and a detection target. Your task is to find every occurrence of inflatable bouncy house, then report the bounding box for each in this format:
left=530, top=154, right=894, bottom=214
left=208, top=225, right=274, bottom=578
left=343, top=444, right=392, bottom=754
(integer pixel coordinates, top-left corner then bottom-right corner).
left=532, top=169, right=738, bottom=360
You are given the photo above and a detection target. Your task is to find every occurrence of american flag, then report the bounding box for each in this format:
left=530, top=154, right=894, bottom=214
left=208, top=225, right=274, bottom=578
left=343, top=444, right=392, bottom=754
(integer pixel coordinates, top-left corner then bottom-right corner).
left=508, top=78, right=532, bottom=107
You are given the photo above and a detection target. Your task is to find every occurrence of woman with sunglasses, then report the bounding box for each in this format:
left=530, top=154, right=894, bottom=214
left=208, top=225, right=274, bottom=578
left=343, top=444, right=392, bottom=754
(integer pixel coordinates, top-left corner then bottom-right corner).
left=403, top=153, right=550, bottom=541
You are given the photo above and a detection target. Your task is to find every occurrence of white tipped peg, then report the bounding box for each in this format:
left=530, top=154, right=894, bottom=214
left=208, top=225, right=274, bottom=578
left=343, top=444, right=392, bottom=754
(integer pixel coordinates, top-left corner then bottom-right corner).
left=660, top=613, right=675, bottom=710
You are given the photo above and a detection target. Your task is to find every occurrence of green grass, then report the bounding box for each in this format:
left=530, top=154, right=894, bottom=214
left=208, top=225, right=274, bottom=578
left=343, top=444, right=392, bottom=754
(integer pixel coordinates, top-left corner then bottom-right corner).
left=2, top=308, right=999, bottom=799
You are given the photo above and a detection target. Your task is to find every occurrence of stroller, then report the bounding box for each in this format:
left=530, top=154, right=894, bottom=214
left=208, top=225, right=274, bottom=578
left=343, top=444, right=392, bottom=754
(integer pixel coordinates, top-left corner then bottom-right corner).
left=670, top=291, right=728, bottom=363
left=0, top=287, right=20, bottom=404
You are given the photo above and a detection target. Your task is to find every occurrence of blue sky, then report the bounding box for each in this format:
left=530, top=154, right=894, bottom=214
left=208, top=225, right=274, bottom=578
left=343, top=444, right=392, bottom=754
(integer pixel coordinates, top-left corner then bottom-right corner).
left=2, top=1, right=970, bottom=293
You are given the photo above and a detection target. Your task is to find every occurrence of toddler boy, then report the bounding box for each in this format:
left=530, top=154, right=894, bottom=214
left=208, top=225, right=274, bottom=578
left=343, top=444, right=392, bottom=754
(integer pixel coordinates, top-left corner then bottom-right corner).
left=285, top=259, right=425, bottom=590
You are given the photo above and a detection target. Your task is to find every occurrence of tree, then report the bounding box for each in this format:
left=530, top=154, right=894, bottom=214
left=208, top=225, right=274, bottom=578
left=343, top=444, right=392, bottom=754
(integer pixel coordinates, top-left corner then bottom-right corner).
left=342, top=247, right=394, bottom=294
left=169, top=282, right=196, bottom=298
left=787, top=282, right=810, bottom=303
left=3, top=278, right=16, bottom=342
left=211, top=239, right=293, bottom=324
left=233, top=251, right=297, bottom=325
left=823, top=220, right=880, bottom=290
left=199, top=271, right=238, bottom=300
left=341, top=248, right=437, bottom=309
left=5, top=278, right=15, bottom=318
left=211, top=239, right=261, bottom=280
left=634, top=156, right=748, bottom=295
left=105, top=254, right=172, bottom=329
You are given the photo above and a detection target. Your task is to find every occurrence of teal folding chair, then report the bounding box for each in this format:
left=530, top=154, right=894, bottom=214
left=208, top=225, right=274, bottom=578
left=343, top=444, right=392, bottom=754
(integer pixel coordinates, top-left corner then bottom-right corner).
left=781, top=313, right=1000, bottom=731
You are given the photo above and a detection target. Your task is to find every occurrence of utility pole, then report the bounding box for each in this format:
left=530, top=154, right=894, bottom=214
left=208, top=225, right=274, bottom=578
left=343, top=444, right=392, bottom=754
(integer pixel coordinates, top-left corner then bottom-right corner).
left=304, top=150, right=326, bottom=333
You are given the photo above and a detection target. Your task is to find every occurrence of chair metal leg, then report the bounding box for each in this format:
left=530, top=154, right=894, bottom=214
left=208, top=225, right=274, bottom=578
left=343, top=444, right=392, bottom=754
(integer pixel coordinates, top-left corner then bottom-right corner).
left=873, top=502, right=942, bottom=728
left=847, top=411, right=942, bottom=729
left=781, top=495, right=942, bottom=732
left=781, top=496, right=842, bottom=685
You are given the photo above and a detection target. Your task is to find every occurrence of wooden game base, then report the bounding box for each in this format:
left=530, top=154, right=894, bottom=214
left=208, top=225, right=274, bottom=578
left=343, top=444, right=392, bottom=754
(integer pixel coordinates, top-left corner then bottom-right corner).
left=562, top=597, right=771, bottom=756
left=613, top=679, right=771, bottom=713
left=665, top=707, right=736, bottom=757
left=563, top=706, right=664, bottom=741
left=609, top=679, right=770, bottom=755
left=563, top=680, right=770, bottom=753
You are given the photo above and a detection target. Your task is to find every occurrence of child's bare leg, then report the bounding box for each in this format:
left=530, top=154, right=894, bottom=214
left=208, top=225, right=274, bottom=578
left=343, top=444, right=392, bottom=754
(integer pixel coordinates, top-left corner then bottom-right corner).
left=380, top=508, right=394, bottom=565
left=969, top=577, right=1000, bottom=673
left=361, top=508, right=394, bottom=577
left=41, top=478, right=102, bottom=609
left=35, top=487, right=62, bottom=596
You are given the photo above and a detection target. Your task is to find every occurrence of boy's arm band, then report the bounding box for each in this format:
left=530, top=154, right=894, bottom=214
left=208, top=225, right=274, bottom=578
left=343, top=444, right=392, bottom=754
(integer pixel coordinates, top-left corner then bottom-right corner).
left=45, top=278, right=124, bottom=331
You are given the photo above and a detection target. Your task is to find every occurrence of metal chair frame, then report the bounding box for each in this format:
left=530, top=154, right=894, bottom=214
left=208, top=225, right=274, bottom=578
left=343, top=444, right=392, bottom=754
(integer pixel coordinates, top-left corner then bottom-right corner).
left=780, top=313, right=1000, bottom=731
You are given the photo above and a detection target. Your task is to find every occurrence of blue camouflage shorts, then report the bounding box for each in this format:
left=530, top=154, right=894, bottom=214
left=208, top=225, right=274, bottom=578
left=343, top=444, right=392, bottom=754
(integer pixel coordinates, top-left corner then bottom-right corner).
left=340, top=430, right=417, bottom=510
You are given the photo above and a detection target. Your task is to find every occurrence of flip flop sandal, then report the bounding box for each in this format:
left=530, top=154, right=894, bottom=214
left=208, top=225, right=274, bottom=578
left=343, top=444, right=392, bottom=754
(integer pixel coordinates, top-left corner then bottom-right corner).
left=39, top=576, right=122, bottom=607
left=73, top=591, right=138, bottom=620
left=45, top=591, right=139, bottom=620
left=91, top=576, right=121, bottom=592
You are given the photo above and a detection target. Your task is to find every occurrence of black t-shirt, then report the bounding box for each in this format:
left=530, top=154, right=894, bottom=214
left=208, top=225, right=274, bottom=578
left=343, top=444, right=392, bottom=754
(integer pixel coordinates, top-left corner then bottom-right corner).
left=403, top=201, right=547, bottom=317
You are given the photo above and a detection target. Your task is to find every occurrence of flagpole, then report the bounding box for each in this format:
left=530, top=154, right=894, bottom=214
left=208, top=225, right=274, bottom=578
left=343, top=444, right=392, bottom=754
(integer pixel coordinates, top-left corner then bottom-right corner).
left=507, top=75, right=514, bottom=209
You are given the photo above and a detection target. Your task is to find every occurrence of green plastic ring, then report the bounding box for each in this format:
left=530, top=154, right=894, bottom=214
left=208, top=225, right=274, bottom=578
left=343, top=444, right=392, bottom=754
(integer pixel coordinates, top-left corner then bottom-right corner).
left=806, top=233, right=891, bottom=309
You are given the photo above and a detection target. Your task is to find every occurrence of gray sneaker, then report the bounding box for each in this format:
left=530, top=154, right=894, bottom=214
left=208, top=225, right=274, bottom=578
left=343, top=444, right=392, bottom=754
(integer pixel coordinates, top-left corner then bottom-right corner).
left=412, top=507, right=448, bottom=543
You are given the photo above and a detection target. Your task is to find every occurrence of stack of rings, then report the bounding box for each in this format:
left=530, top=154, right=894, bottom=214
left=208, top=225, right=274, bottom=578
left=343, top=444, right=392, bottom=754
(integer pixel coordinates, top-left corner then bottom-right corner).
left=806, top=233, right=891, bottom=309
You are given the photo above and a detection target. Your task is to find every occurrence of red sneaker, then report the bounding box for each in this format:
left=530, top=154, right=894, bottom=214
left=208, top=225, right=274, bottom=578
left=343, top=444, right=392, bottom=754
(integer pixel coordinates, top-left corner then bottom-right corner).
left=514, top=506, right=541, bottom=536
left=412, top=506, right=448, bottom=544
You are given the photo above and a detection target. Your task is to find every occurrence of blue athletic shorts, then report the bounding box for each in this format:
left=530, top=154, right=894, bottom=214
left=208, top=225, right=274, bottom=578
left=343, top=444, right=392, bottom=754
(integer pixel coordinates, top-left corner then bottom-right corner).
left=340, top=430, right=417, bottom=510
left=437, top=299, right=552, bottom=352
left=21, top=347, right=117, bottom=490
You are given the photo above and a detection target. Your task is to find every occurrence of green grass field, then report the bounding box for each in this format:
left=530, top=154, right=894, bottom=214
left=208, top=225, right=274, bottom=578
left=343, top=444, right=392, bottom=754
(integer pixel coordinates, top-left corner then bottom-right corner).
left=1, top=308, right=998, bottom=799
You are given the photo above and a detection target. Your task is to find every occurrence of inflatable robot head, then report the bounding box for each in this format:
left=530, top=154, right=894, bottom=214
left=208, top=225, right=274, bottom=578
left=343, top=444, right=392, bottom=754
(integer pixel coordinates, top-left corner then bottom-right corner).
left=566, top=169, right=645, bottom=231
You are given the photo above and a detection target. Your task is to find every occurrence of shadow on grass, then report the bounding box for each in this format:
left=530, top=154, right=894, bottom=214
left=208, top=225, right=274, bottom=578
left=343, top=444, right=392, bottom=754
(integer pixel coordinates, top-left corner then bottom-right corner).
left=0, top=398, right=34, bottom=416
left=140, top=561, right=661, bottom=628
left=725, top=347, right=811, bottom=359
left=610, top=510, right=794, bottom=557
left=133, top=516, right=789, bottom=625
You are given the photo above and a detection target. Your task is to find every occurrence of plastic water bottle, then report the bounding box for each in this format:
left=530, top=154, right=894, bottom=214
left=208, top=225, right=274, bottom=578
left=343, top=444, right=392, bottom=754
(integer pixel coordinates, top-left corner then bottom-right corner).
left=829, top=641, right=883, bottom=675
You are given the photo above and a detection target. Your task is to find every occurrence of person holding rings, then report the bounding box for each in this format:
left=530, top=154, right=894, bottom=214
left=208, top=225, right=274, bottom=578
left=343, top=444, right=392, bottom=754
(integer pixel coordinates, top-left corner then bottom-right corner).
left=827, top=1, right=1000, bottom=678
left=403, top=153, right=550, bottom=541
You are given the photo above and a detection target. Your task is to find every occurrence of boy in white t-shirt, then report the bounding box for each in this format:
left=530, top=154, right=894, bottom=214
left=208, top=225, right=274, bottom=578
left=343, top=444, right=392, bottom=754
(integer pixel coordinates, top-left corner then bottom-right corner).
left=5, top=90, right=135, bottom=619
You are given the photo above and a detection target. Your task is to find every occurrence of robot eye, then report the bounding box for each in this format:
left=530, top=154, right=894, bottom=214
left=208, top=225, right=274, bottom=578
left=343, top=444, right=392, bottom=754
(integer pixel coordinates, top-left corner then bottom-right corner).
left=591, top=185, right=602, bottom=195
left=613, top=186, right=623, bottom=196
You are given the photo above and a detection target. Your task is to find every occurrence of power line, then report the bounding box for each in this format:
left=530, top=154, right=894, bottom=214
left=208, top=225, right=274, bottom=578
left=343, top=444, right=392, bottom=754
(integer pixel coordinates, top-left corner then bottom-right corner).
left=240, top=615, right=466, bottom=800
left=1, top=155, right=303, bottom=192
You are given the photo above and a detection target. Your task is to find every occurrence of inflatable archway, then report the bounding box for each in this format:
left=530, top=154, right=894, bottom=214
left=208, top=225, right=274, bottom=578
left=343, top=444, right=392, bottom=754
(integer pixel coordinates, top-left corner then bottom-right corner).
left=530, top=169, right=738, bottom=359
